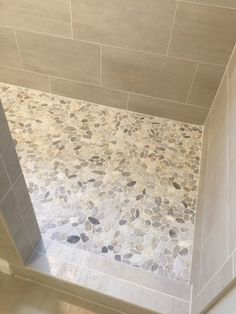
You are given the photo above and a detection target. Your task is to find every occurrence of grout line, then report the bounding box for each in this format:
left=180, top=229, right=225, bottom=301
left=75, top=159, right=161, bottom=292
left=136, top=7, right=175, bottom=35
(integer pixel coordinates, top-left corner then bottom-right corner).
left=0, top=24, right=227, bottom=68
left=189, top=284, right=193, bottom=314
left=166, top=0, right=178, bottom=55
left=99, top=45, right=102, bottom=87
left=179, top=0, right=236, bottom=10
left=226, top=67, right=230, bottom=257
left=13, top=28, right=23, bottom=68
left=186, top=64, right=198, bottom=103
left=69, top=0, right=73, bottom=39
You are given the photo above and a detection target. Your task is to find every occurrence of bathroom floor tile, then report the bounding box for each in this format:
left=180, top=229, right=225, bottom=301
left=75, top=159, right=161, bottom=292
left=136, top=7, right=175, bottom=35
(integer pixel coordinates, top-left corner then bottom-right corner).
left=0, top=83, right=202, bottom=282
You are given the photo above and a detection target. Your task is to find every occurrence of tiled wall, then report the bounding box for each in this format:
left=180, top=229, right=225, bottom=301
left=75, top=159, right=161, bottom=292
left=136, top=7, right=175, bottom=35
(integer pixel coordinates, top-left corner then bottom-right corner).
left=190, top=44, right=236, bottom=313
left=1, top=1, right=236, bottom=124
left=0, top=101, right=41, bottom=266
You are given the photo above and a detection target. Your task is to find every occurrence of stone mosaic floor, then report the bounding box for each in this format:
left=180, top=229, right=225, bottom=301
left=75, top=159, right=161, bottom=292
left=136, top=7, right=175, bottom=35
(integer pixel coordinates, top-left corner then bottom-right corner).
left=0, top=83, right=202, bottom=282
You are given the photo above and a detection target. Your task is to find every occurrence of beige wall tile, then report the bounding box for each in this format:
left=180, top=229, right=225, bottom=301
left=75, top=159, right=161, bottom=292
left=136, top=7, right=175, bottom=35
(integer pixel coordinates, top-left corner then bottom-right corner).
left=72, top=0, right=176, bottom=54
left=128, top=93, right=208, bottom=125
left=202, top=74, right=228, bottom=241
left=188, top=64, right=225, bottom=108
left=169, top=2, right=236, bottom=65
left=200, top=214, right=228, bottom=289
left=181, top=0, right=236, bottom=9
left=0, top=66, right=50, bottom=92
left=191, top=116, right=210, bottom=297
left=16, top=30, right=100, bottom=85
left=0, top=0, right=71, bottom=37
left=228, top=47, right=236, bottom=253
left=0, top=26, right=21, bottom=68
left=50, top=77, right=128, bottom=109
left=102, top=46, right=196, bottom=102
left=192, top=256, right=233, bottom=314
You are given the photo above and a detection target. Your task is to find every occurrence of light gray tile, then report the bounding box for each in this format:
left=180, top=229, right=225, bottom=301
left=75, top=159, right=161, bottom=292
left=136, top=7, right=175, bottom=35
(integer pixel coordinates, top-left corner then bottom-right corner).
left=78, top=267, right=189, bottom=314
left=50, top=77, right=128, bottom=109
left=128, top=93, right=208, bottom=125
left=200, top=214, right=228, bottom=289
left=12, top=175, right=33, bottom=216
left=181, top=0, right=236, bottom=9
left=0, top=66, right=50, bottom=92
left=85, top=251, right=190, bottom=301
left=72, top=0, right=176, bottom=54
left=202, top=74, right=228, bottom=241
left=0, top=26, right=21, bottom=68
left=16, top=30, right=100, bottom=85
left=192, top=256, right=233, bottom=314
left=0, top=0, right=71, bottom=37
left=102, top=46, right=196, bottom=102
left=0, top=157, right=11, bottom=201
left=169, top=2, right=236, bottom=65
left=0, top=190, right=33, bottom=263
left=188, top=64, right=225, bottom=108
left=228, top=46, right=236, bottom=253
left=0, top=120, right=22, bottom=184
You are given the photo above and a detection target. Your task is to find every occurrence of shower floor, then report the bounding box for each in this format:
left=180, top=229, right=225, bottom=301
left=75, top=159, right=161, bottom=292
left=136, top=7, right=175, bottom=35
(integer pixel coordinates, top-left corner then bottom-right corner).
left=1, top=83, right=202, bottom=282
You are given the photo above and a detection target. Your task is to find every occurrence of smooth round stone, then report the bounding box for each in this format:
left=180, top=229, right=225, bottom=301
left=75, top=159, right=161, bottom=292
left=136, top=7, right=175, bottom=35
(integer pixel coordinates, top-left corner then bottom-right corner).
left=88, top=216, right=100, bottom=225
left=67, top=235, right=80, bottom=244
left=102, top=246, right=108, bottom=253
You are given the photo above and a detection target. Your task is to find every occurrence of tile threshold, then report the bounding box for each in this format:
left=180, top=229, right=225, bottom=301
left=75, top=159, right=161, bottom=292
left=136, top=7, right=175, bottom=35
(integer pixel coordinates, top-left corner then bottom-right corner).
left=12, top=239, right=191, bottom=314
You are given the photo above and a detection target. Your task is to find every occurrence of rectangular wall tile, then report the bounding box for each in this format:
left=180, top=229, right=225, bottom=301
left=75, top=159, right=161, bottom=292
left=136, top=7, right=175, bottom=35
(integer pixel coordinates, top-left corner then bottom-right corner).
left=0, top=191, right=33, bottom=263
left=72, top=0, right=176, bottom=54
left=0, top=117, right=22, bottom=184
left=228, top=47, right=236, bottom=253
left=16, top=30, right=100, bottom=85
left=0, top=26, right=21, bottom=68
left=191, top=116, right=210, bottom=297
left=181, top=0, right=236, bottom=9
left=0, top=66, right=50, bottom=92
left=169, top=2, right=236, bottom=65
left=0, top=0, right=71, bottom=37
left=202, top=74, right=228, bottom=241
left=0, top=157, right=11, bottom=201
left=128, top=93, right=208, bottom=125
left=200, top=214, right=228, bottom=289
left=188, top=64, right=225, bottom=108
left=192, top=256, right=233, bottom=314
left=102, top=46, right=196, bottom=102
left=50, top=77, right=128, bottom=109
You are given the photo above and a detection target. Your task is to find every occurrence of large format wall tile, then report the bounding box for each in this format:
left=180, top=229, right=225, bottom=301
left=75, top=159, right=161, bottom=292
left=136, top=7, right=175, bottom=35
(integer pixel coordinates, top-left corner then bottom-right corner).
left=72, top=0, right=176, bottom=54
left=0, top=0, right=71, bottom=37
left=180, top=0, right=236, bottom=9
left=188, top=64, right=225, bottom=108
left=228, top=47, right=236, bottom=253
left=128, top=93, right=208, bottom=124
left=50, top=77, right=128, bottom=109
left=102, top=46, right=196, bottom=102
left=202, top=74, right=228, bottom=241
left=169, top=2, right=236, bottom=65
left=0, top=27, right=21, bottom=68
left=16, top=30, right=100, bottom=85
left=0, top=66, right=50, bottom=92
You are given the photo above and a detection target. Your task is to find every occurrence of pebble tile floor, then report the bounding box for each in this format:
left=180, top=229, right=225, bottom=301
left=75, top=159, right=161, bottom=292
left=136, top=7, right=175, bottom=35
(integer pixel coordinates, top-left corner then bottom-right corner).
left=0, top=83, right=203, bottom=282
